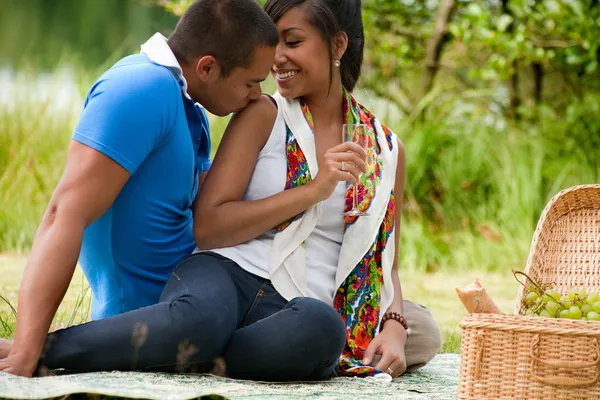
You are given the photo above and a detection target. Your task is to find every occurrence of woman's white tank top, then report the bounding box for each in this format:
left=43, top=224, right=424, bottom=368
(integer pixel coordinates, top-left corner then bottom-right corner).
left=211, top=102, right=345, bottom=305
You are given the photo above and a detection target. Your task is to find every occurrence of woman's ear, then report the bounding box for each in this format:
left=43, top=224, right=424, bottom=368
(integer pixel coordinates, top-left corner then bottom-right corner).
left=333, top=31, right=349, bottom=60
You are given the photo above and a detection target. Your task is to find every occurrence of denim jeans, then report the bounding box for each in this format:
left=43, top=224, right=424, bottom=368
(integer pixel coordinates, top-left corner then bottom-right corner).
left=39, top=252, right=346, bottom=381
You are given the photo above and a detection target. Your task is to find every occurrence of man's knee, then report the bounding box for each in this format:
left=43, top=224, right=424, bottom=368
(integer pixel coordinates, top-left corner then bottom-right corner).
left=403, top=300, right=442, bottom=371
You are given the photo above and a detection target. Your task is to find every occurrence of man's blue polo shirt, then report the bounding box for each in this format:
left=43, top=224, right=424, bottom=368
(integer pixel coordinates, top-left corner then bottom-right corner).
left=73, top=33, right=211, bottom=320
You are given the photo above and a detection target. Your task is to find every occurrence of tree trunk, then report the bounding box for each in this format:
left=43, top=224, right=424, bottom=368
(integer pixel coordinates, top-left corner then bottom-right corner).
left=507, top=61, right=520, bottom=119
left=503, top=0, right=520, bottom=119
left=532, top=62, right=543, bottom=106
left=422, top=0, right=457, bottom=96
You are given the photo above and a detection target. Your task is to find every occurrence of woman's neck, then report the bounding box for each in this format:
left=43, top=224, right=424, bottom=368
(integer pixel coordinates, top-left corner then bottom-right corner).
left=302, top=79, right=344, bottom=130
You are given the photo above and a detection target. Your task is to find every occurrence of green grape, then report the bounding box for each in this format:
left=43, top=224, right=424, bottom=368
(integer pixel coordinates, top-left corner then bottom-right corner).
left=569, top=306, right=583, bottom=320
left=545, top=289, right=561, bottom=302
left=542, top=295, right=552, bottom=304
left=561, top=296, right=574, bottom=308
left=525, top=292, right=539, bottom=304
left=588, top=292, right=600, bottom=304
left=593, top=302, right=600, bottom=313
left=559, top=309, right=571, bottom=319
left=588, top=311, right=600, bottom=321
left=582, top=304, right=593, bottom=315
left=539, top=309, right=553, bottom=318
left=545, top=301, right=561, bottom=315
left=578, top=289, right=588, bottom=299
left=535, top=297, right=544, bottom=307
left=568, top=290, right=578, bottom=301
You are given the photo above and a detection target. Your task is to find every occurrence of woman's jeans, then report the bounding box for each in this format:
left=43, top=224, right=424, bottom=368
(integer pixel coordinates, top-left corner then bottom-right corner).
left=38, top=252, right=347, bottom=381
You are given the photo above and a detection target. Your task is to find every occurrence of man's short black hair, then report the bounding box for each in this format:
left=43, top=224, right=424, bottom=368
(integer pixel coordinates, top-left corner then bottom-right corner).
left=168, top=0, right=279, bottom=76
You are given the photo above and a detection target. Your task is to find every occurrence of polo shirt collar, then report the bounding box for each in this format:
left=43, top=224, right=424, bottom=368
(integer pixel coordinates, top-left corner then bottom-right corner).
left=141, top=32, right=192, bottom=101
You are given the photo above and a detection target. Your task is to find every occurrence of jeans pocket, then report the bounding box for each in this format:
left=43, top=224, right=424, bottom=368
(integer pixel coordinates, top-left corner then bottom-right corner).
left=259, top=281, right=280, bottom=297
left=240, top=283, right=286, bottom=327
left=240, top=287, right=265, bottom=328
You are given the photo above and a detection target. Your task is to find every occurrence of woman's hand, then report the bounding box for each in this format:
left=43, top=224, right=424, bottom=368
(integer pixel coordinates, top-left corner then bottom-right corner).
left=310, top=142, right=368, bottom=201
left=362, top=321, right=408, bottom=378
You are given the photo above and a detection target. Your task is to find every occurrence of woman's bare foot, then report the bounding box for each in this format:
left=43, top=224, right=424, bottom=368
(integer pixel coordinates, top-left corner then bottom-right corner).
left=0, top=338, right=13, bottom=358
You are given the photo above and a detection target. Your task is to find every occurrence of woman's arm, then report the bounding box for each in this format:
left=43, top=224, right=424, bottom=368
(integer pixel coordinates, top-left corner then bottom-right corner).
left=386, top=137, right=407, bottom=322
left=193, top=96, right=366, bottom=250
left=362, top=137, right=408, bottom=374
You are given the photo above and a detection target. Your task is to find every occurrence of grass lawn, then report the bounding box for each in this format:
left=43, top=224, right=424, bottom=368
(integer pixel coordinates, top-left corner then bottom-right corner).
left=0, top=254, right=520, bottom=353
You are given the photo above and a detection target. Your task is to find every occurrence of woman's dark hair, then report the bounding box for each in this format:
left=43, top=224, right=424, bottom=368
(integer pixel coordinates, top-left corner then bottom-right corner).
left=264, top=0, right=364, bottom=92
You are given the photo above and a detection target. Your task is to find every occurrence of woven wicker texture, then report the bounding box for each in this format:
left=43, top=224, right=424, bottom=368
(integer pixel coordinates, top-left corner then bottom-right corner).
left=458, top=185, right=600, bottom=399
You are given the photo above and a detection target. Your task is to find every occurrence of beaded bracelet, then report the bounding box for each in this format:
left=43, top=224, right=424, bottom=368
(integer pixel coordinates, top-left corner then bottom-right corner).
left=380, top=311, right=411, bottom=335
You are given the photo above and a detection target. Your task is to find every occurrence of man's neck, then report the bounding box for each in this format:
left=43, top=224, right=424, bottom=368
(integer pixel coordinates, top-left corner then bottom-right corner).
left=180, top=63, right=200, bottom=103
left=169, top=45, right=197, bottom=102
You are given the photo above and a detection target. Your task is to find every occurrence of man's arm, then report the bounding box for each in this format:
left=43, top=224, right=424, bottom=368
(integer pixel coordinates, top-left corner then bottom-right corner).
left=1, top=141, right=130, bottom=376
left=0, top=64, right=179, bottom=376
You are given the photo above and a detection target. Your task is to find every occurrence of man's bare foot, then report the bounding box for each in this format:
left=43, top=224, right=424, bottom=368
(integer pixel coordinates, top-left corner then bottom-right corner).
left=0, top=338, right=12, bottom=359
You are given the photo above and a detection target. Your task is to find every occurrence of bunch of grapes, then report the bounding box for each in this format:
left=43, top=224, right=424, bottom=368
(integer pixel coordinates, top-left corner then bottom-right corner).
left=523, top=286, right=600, bottom=321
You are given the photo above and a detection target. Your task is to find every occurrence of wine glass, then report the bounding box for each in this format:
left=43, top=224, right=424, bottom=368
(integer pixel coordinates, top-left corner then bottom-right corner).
left=343, top=123, right=370, bottom=217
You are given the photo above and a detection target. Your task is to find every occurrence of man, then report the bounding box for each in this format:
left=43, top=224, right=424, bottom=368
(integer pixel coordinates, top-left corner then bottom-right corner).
left=0, top=0, right=277, bottom=376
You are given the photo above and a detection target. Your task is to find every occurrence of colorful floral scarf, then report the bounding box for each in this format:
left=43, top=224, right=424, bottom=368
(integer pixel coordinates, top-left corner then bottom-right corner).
left=274, top=89, right=396, bottom=377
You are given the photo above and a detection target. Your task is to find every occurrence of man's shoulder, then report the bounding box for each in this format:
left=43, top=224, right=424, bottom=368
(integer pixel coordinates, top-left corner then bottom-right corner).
left=96, top=54, right=181, bottom=99
left=74, top=54, right=185, bottom=164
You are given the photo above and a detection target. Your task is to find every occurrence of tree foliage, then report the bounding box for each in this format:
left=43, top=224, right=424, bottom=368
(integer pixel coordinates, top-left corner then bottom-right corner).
left=154, top=0, right=600, bottom=119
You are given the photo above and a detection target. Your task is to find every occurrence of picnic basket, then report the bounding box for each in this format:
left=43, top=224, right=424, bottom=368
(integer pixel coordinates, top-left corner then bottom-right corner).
left=458, top=184, right=600, bottom=399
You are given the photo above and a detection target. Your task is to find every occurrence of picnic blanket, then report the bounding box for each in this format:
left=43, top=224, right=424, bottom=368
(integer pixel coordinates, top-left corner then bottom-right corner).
left=0, top=354, right=458, bottom=400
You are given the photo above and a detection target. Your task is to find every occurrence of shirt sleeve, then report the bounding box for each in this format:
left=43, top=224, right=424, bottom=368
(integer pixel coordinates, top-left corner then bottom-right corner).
left=196, top=106, right=212, bottom=173
left=72, top=65, right=180, bottom=175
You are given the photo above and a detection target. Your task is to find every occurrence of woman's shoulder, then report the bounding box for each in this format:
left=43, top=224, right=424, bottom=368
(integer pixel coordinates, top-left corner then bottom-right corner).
left=225, top=94, right=289, bottom=155
left=226, top=95, right=279, bottom=142
left=236, top=94, right=279, bottom=124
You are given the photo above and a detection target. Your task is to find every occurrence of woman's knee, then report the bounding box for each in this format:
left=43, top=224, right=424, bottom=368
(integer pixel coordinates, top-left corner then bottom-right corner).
left=403, top=300, right=442, bottom=370
left=288, top=297, right=346, bottom=357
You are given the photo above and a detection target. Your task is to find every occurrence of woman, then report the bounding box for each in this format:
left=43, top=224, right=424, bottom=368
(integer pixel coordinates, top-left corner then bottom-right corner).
left=193, top=0, right=441, bottom=378
left=3, top=0, right=440, bottom=381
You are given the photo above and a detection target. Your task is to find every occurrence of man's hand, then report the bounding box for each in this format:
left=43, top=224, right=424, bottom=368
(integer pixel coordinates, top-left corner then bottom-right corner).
left=0, top=338, right=11, bottom=359
left=0, top=352, right=37, bottom=377
left=362, top=321, right=408, bottom=378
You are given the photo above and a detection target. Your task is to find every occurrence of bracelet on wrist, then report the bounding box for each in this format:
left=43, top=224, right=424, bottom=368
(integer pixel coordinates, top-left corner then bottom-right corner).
left=380, top=311, right=411, bottom=335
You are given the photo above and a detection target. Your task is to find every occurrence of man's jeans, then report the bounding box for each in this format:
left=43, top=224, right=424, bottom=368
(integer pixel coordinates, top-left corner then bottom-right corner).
left=39, top=252, right=346, bottom=381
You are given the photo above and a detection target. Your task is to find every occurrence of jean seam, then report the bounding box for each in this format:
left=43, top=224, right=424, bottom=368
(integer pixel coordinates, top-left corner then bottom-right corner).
left=171, top=252, right=204, bottom=275
left=240, top=283, right=268, bottom=328
left=260, top=290, right=279, bottom=297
